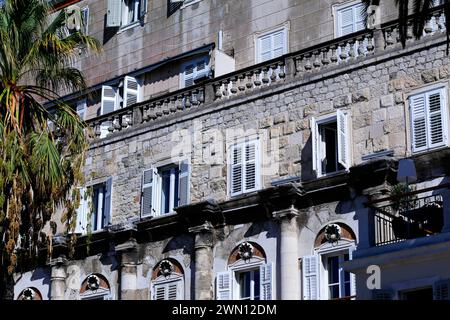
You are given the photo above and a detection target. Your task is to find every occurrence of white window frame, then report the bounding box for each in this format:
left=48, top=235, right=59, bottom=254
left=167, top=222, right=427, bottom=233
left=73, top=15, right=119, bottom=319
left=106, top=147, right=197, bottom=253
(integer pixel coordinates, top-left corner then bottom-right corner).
left=151, top=274, right=184, bottom=300
left=228, top=256, right=266, bottom=301
left=407, top=85, right=449, bottom=154
left=180, top=0, right=202, bottom=9
left=255, top=24, right=289, bottom=64
left=332, top=0, right=365, bottom=38
left=227, top=139, right=261, bottom=197
left=313, top=239, right=356, bottom=300
left=180, top=56, right=210, bottom=89
left=80, top=287, right=112, bottom=300
left=311, top=111, right=351, bottom=178
left=121, top=0, right=140, bottom=27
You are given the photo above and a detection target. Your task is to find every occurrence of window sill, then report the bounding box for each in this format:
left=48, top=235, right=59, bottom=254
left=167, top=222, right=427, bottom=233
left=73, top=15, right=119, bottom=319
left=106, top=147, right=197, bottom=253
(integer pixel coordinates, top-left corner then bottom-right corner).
left=411, top=144, right=449, bottom=156
left=181, top=0, right=202, bottom=9
left=118, top=21, right=140, bottom=33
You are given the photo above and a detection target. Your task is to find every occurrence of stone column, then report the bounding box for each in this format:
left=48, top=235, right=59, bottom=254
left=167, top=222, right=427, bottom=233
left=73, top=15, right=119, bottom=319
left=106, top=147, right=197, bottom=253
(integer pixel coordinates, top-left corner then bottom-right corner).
left=273, top=206, right=300, bottom=300
left=50, top=256, right=67, bottom=300
left=189, top=221, right=215, bottom=300
left=116, top=239, right=138, bottom=300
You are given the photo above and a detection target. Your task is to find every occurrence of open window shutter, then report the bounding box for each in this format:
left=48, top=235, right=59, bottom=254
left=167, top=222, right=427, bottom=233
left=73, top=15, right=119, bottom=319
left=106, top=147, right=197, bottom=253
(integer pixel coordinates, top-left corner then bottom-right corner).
left=410, top=93, right=427, bottom=152
left=183, top=64, right=195, bottom=88
left=230, top=144, right=243, bottom=196
left=372, top=289, right=393, bottom=300
left=178, top=160, right=190, bottom=206
left=107, top=0, right=122, bottom=27
left=338, top=6, right=355, bottom=36
left=434, top=280, right=450, bottom=300
left=75, top=187, right=88, bottom=234
left=195, top=60, right=209, bottom=80
left=168, top=0, right=183, bottom=17
left=348, top=245, right=357, bottom=297
left=259, top=34, right=273, bottom=62
left=427, top=89, right=446, bottom=149
left=142, top=168, right=157, bottom=217
left=244, top=141, right=259, bottom=192
left=310, top=117, right=319, bottom=174
left=337, top=109, right=350, bottom=169
left=76, top=99, right=87, bottom=120
left=140, top=0, right=148, bottom=19
left=354, top=3, right=366, bottom=31
left=123, top=76, right=140, bottom=108
left=103, top=177, right=113, bottom=227
left=272, top=30, right=286, bottom=58
left=260, top=263, right=274, bottom=300
left=216, top=271, right=232, bottom=300
left=101, top=85, right=117, bottom=114
left=302, top=255, right=320, bottom=300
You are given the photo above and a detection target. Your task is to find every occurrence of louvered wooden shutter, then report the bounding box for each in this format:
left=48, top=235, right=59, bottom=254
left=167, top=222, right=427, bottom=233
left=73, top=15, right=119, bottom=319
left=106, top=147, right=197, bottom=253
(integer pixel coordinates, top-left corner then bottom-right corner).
left=101, top=85, right=117, bottom=114
left=259, top=34, right=273, bottom=62
left=230, top=144, right=243, bottom=196
left=103, top=177, right=113, bottom=227
left=183, top=64, right=195, bottom=88
left=427, top=89, right=446, bottom=149
left=244, top=141, right=259, bottom=192
left=216, top=271, right=232, bottom=300
left=123, top=76, right=140, bottom=108
left=167, top=282, right=179, bottom=300
left=348, top=245, right=357, bottom=297
left=154, top=284, right=166, bottom=300
left=338, top=7, right=355, bottom=36
left=337, top=109, right=350, bottom=169
left=310, top=117, right=319, bottom=175
left=142, top=168, right=157, bottom=217
left=107, top=0, right=122, bottom=27
left=410, top=93, right=428, bottom=152
left=434, top=280, right=450, bottom=300
left=178, top=160, right=190, bottom=206
left=302, top=255, right=320, bottom=300
left=76, top=99, right=86, bottom=120
left=75, top=187, right=88, bottom=234
left=272, top=30, right=285, bottom=58
left=260, top=263, right=274, bottom=300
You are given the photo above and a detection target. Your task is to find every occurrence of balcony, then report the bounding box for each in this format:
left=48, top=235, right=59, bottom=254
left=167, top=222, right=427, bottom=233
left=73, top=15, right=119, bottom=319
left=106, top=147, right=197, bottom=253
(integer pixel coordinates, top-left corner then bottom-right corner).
left=85, top=5, right=448, bottom=139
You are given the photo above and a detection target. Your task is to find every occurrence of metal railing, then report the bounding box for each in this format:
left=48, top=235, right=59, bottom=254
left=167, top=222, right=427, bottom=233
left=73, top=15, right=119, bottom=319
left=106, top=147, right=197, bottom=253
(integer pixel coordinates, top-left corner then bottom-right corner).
left=373, top=194, right=444, bottom=246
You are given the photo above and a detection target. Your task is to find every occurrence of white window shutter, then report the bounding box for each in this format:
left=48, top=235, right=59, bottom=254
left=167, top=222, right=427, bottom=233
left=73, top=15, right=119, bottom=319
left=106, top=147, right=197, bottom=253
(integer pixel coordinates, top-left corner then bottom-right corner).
left=183, top=64, right=195, bottom=88
left=244, top=141, right=259, bottom=192
left=260, top=263, right=274, bottom=300
left=75, top=187, right=88, bottom=234
left=230, top=144, right=243, bottom=196
left=76, top=99, right=87, bottom=120
left=259, top=34, right=273, bottom=62
left=142, top=168, right=157, bottom=217
left=434, top=280, right=450, bottom=300
left=178, top=160, right=190, bottom=207
left=337, top=109, right=350, bottom=169
left=153, top=284, right=166, bottom=300
left=302, top=255, right=320, bottom=300
left=167, top=282, right=179, bottom=300
left=103, top=177, right=113, bottom=227
left=272, top=30, right=286, bottom=59
left=427, top=89, right=446, bottom=149
left=107, top=0, right=122, bottom=27
left=338, top=7, right=355, bottom=36
left=348, top=245, right=357, bottom=297
left=196, top=60, right=209, bottom=79
left=123, top=76, right=140, bottom=108
left=216, top=271, right=232, bottom=300
left=310, top=117, right=319, bottom=174
left=354, top=3, right=366, bottom=32
left=101, top=85, right=117, bottom=114
left=410, top=93, right=428, bottom=152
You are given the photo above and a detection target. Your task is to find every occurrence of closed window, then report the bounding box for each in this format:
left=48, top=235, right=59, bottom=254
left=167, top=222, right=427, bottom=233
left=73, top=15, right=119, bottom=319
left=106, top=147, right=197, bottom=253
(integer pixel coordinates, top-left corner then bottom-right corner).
left=311, top=110, right=350, bottom=177
left=181, top=58, right=210, bottom=88
left=228, top=140, right=261, bottom=197
left=152, top=279, right=183, bottom=300
left=410, top=87, right=448, bottom=153
left=75, top=178, right=113, bottom=234
left=256, top=28, right=288, bottom=63
left=141, top=161, right=190, bottom=217
left=335, top=1, right=365, bottom=37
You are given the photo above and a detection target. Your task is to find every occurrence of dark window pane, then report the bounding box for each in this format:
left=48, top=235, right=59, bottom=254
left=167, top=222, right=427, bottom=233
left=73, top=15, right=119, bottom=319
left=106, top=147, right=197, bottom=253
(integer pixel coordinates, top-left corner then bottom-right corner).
left=329, top=284, right=340, bottom=299
left=254, top=270, right=260, bottom=300
left=328, top=256, right=339, bottom=284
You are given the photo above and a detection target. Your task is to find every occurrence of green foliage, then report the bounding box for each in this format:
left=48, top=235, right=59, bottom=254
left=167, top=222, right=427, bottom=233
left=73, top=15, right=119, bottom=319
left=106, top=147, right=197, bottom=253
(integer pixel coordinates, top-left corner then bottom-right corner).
left=0, top=0, right=100, bottom=297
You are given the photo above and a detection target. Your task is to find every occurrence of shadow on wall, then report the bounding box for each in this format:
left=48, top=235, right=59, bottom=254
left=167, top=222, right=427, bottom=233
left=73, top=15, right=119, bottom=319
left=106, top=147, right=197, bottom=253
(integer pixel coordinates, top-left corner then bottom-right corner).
left=301, top=135, right=315, bottom=182
left=29, top=267, right=51, bottom=299
left=103, top=14, right=119, bottom=45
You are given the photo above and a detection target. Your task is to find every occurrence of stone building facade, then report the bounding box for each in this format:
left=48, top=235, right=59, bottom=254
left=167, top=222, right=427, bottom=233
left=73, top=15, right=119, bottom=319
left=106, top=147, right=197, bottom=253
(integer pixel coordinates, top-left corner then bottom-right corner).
left=13, top=0, right=450, bottom=300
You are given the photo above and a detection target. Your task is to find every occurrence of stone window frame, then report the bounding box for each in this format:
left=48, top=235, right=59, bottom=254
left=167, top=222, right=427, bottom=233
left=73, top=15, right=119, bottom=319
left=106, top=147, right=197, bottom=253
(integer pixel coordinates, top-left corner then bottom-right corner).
left=404, top=81, right=450, bottom=156
left=253, top=22, right=290, bottom=64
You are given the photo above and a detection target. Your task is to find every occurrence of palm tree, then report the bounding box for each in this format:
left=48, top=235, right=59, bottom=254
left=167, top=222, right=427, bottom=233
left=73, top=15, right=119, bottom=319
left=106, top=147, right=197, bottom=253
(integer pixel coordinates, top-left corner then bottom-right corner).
left=362, top=0, right=450, bottom=48
left=0, top=0, right=100, bottom=299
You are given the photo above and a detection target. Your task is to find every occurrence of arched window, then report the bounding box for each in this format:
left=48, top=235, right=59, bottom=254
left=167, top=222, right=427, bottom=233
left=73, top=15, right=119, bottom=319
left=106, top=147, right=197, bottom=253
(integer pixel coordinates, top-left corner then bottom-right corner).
left=302, top=222, right=356, bottom=300
left=17, top=287, right=42, bottom=300
left=151, top=259, right=184, bottom=300
left=79, top=273, right=112, bottom=300
left=216, top=241, right=273, bottom=301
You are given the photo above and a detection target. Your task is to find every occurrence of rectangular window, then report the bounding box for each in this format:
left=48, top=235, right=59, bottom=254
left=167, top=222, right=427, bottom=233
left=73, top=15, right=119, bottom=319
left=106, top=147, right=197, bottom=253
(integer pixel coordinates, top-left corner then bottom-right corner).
left=335, top=1, right=365, bottom=37
left=107, top=0, right=147, bottom=27
left=75, top=178, right=113, bottom=234
left=410, top=87, right=448, bottom=153
left=141, top=161, right=190, bottom=217
left=237, top=269, right=260, bottom=301
left=326, top=254, right=351, bottom=300
left=256, top=28, right=288, bottom=63
left=122, top=0, right=140, bottom=26
left=181, top=57, right=210, bottom=88
left=228, top=139, right=261, bottom=197
left=311, top=111, right=350, bottom=177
